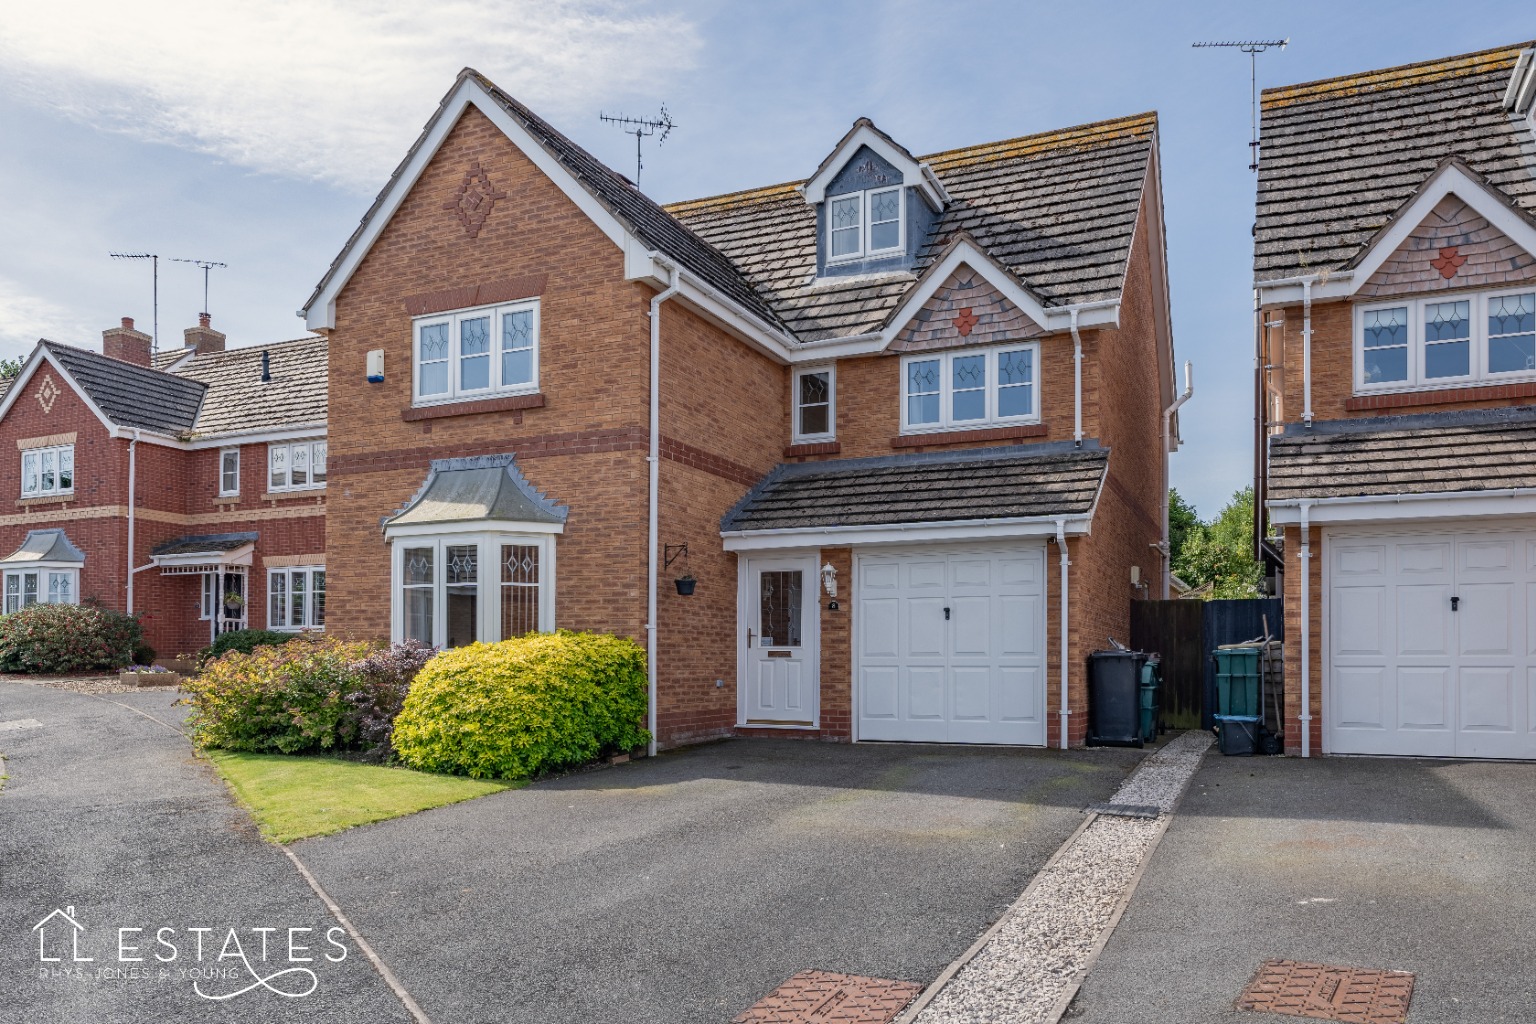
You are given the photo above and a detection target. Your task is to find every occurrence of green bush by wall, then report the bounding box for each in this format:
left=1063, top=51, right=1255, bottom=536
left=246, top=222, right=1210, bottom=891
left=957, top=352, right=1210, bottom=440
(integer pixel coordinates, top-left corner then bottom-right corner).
left=392, top=631, right=649, bottom=780
left=0, top=604, right=144, bottom=674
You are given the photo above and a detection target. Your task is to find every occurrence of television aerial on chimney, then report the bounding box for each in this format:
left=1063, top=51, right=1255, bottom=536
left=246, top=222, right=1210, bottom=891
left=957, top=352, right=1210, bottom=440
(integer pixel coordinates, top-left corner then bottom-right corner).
left=170, top=257, right=228, bottom=319
left=598, top=104, right=676, bottom=187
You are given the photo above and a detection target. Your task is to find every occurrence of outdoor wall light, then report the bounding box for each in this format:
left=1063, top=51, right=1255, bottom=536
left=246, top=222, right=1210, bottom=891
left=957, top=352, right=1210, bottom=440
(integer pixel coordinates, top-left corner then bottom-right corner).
left=821, top=563, right=837, bottom=598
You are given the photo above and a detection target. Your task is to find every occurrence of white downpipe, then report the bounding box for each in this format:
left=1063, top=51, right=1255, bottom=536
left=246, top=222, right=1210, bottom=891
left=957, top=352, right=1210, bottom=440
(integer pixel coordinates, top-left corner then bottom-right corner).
left=1160, top=362, right=1194, bottom=598
left=126, top=428, right=141, bottom=614
left=646, top=258, right=681, bottom=758
left=1070, top=309, right=1083, bottom=446
left=1056, top=518, right=1070, bottom=750
left=1299, top=500, right=1313, bottom=758
left=1302, top=277, right=1315, bottom=427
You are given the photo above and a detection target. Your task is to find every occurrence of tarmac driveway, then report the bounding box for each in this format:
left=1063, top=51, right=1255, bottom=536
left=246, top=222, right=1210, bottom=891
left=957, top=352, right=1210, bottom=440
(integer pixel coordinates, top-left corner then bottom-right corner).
left=1067, top=754, right=1536, bottom=1024
left=294, top=737, right=1144, bottom=1024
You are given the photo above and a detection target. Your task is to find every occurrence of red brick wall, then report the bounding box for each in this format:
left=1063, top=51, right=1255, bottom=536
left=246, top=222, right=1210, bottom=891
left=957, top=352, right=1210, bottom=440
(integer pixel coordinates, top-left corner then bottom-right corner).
left=1280, top=523, right=1323, bottom=754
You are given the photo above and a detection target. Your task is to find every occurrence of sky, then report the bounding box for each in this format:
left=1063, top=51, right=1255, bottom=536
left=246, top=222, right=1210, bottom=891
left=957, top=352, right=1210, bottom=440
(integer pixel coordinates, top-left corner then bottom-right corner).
left=0, top=0, right=1525, bottom=519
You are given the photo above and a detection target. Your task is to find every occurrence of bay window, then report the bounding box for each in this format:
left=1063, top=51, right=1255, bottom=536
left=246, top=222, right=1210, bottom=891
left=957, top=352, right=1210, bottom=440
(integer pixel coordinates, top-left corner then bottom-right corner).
left=900, top=343, right=1040, bottom=433
left=268, top=439, right=327, bottom=492
left=413, top=299, right=540, bottom=405
left=4, top=568, right=77, bottom=612
left=391, top=532, right=554, bottom=649
left=1357, top=289, right=1536, bottom=391
left=21, top=444, right=73, bottom=498
left=268, top=566, right=325, bottom=631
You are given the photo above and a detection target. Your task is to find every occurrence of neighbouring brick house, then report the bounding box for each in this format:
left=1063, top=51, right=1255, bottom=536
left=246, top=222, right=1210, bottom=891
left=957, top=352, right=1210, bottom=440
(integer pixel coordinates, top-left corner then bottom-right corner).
left=0, top=316, right=328, bottom=659
left=1255, top=41, right=1536, bottom=758
left=303, top=69, right=1182, bottom=749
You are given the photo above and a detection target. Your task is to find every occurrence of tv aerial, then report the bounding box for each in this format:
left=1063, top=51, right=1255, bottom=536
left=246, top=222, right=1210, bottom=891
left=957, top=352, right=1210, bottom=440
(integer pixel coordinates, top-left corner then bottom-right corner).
left=1193, top=39, right=1289, bottom=171
left=599, top=104, right=676, bottom=186
left=170, top=257, right=228, bottom=318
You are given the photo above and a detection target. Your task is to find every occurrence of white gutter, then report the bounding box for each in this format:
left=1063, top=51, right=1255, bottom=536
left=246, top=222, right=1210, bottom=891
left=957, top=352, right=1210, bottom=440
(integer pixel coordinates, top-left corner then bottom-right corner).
left=1070, top=309, right=1083, bottom=446
left=1301, top=277, right=1315, bottom=427
left=1056, top=518, right=1071, bottom=750
left=1267, top=486, right=1536, bottom=524
left=125, top=429, right=141, bottom=615
left=1160, top=362, right=1194, bottom=597
left=646, top=256, right=682, bottom=758
left=1298, top=500, right=1313, bottom=759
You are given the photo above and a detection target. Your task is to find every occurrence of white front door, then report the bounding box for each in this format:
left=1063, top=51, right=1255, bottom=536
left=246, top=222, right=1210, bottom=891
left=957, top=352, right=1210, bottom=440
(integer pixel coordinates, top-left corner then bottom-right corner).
left=1329, top=528, right=1536, bottom=758
left=857, top=545, right=1046, bottom=745
left=741, top=555, right=819, bottom=727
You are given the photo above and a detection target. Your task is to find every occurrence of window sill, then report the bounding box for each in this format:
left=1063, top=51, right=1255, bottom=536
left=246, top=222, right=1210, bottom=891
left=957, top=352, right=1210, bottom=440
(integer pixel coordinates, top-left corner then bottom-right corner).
left=260, top=489, right=326, bottom=502
left=16, top=494, right=75, bottom=506
left=891, top=423, right=1047, bottom=447
left=785, top=441, right=841, bottom=457
left=1346, top=380, right=1536, bottom=411
left=402, top=393, right=546, bottom=421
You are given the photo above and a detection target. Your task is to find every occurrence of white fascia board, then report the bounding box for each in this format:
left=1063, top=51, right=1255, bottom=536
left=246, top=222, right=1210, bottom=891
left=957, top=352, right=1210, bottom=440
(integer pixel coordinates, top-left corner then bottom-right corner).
left=721, top=514, right=1094, bottom=552
left=1268, top=488, right=1536, bottom=526
left=801, top=124, right=945, bottom=209
left=304, top=77, right=630, bottom=332
left=383, top=519, right=564, bottom=541
left=1345, top=164, right=1536, bottom=297
left=1256, top=274, right=1354, bottom=306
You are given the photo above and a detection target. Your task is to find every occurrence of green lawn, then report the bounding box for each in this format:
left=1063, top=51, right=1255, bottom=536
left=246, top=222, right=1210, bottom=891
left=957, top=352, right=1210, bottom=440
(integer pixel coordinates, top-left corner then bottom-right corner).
left=206, top=751, right=519, bottom=843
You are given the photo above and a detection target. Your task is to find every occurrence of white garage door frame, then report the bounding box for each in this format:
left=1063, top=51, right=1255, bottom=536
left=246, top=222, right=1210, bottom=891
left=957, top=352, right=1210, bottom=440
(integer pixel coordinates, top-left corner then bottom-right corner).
left=852, top=542, right=1049, bottom=746
left=1322, top=519, right=1536, bottom=759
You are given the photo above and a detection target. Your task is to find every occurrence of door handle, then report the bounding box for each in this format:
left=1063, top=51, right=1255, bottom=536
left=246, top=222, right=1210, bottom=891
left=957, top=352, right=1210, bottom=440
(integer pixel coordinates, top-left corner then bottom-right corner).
left=944, top=607, right=951, bottom=621
left=747, top=627, right=756, bottom=647
left=1450, top=596, right=1460, bottom=612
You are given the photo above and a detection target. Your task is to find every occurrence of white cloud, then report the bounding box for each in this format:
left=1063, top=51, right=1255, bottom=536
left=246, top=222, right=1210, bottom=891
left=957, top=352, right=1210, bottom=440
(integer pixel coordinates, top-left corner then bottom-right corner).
left=0, top=276, right=94, bottom=358
left=0, top=0, right=700, bottom=193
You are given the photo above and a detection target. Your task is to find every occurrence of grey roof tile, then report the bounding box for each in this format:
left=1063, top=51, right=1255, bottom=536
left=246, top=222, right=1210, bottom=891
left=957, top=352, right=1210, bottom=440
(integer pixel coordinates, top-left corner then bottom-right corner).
left=1255, top=42, right=1536, bottom=282
left=722, top=443, right=1108, bottom=532
left=41, top=341, right=205, bottom=434
left=1268, top=406, right=1536, bottom=500
left=171, top=336, right=327, bottom=439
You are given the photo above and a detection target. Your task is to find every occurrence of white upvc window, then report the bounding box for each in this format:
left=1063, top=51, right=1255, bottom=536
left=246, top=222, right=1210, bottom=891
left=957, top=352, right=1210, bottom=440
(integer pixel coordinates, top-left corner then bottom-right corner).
left=793, top=365, right=836, bottom=442
left=219, top=447, right=240, bottom=497
left=390, top=531, right=555, bottom=649
left=268, top=566, right=325, bottom=631
left=268, top=439, right=327, bottom=492
left=826, top=186, right=903, bottom=263
left=413, top=299, right=540, bottom=406
left=1356, top=289, right=1536, bottom=392
left=900, top=343, right=1041, bottom=433
left=20, top=444, right=74, bottom=499
left=4, top=568, right=78, bottom=613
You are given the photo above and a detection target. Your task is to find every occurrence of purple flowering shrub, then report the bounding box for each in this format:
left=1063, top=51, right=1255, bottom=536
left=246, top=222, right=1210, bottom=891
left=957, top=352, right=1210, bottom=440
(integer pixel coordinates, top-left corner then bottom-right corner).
left=0, top=604, right=143, bottom=674
left=341, top=640, right=436, bottom=759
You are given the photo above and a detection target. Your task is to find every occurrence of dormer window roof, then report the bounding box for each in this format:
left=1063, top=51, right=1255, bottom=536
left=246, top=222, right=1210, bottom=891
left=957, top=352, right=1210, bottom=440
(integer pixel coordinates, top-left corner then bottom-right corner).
left=800, top=118, right=949, bottom=211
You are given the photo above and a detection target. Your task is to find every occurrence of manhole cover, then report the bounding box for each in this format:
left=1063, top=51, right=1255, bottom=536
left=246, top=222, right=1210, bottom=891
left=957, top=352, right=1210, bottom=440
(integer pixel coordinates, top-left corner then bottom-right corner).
left=1238, top=959, right=1415, bottom=1023
left=733, top=970, right=920, bottom=1024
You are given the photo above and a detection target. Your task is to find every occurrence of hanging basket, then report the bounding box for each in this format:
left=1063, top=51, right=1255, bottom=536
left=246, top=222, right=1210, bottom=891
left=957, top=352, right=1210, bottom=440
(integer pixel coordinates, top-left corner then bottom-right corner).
left=674, top=576, right=697, bottom=596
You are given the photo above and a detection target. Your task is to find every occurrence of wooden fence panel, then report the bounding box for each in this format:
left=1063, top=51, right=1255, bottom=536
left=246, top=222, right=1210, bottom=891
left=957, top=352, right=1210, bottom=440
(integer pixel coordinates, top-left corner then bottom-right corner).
left=1129, top=598, right=1284, bottom=731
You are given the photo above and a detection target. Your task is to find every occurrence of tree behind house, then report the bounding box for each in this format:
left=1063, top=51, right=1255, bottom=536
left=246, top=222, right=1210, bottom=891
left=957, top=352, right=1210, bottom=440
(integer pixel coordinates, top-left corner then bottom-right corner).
left=1169, top=487, right=1264, bottom=600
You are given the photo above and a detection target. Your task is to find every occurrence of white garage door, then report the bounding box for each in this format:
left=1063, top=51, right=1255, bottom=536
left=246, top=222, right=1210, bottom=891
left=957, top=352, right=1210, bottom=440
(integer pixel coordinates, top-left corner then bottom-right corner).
left=857, top=545, right=1046, bottom=745
left=1330, top=528, right=1536, bottom=758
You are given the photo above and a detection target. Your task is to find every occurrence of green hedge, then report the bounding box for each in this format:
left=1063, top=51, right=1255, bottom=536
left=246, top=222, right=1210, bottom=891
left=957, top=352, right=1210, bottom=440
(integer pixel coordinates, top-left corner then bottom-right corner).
left=197, top=628, right=303, bottom=667
left=0, top=604, right=144, bottom=674
left=392, top=631, right=649, bottom=780
left=183, top=636, right=377, bottom=753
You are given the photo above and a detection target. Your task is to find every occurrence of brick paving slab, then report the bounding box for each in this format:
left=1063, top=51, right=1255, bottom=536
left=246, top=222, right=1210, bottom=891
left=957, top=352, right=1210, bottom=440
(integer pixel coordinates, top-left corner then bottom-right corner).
left=1237, top=959, right=1415, bottom=1023
left=734, top=970, right=921, bottom=1024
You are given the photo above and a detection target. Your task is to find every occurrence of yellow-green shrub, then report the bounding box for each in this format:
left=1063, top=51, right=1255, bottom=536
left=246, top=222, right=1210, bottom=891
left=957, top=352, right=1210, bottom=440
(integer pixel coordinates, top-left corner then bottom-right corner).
left=391, top=631, right=649, bottom=779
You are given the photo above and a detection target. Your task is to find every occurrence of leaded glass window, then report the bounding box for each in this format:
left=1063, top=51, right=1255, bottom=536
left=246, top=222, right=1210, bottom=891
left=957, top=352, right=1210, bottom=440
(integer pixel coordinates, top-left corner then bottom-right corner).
left=1489, top=292, right=1536, bottom=374
left=415, top=301, right=539, bottom=403
left=418, top=322, right=451, bottom=396
left=394, top=536, right=550, bottom=648
left=403, top=547, right=434, bottom=645
left=758, top=570, right=803, bottom=648
left=869, top=188, right=901, bottom=251
left=502, top=309, right=535, bottom=386
left=1423, top=300, right=1470, bottom=379
left=829, top=196, right=861, bottom=258
left=951, top=354, right=987, bottom=421
left=1362, top=307, right=1409, bottom=384
left=501, top=544, right=540, bottom=639
left=268, top=440, right=326, bottom=491
left=907, top=359, right=941, bottom=425
left=459, top=315, right=492, bottom=391
left=998, top=347, right=1034, bottom=418
left=796, top=368, right=833, bottom=439
left=20, top=444, right=73, bottom=499
left=902, top=344, right=1042, bottom=432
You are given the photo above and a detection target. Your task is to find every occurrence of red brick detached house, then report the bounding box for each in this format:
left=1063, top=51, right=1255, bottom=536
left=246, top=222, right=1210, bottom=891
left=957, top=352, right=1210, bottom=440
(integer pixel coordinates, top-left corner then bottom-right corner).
left=304, top=70, right=1183, bottom=750
left=0, top=317, right=327, bottom=659
left=1256, top=42, right=1536, bottom=758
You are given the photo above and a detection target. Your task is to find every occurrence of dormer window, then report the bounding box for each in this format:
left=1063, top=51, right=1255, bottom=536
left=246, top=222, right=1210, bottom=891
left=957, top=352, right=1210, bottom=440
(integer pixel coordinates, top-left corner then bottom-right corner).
left=827, top=187, right=903, bottom=262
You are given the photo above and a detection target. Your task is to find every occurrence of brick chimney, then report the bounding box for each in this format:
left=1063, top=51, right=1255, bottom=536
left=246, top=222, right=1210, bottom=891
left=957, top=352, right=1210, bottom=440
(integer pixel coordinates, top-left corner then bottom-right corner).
left=102, top=317, right=152, bottom=367
left=184, top=313, right=226, bottom=355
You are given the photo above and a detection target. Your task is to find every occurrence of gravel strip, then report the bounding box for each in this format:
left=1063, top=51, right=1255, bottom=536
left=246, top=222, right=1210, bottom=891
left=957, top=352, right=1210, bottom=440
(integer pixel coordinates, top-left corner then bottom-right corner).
left=912, top=731, right=1212, bottom=1024
left=2, top=675, right=150, bottom=695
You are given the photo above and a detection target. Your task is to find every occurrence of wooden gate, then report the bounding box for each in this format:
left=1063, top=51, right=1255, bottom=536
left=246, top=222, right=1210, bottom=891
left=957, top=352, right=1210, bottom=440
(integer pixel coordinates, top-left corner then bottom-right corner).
left=1129, top=598, right=1283, bottom=730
